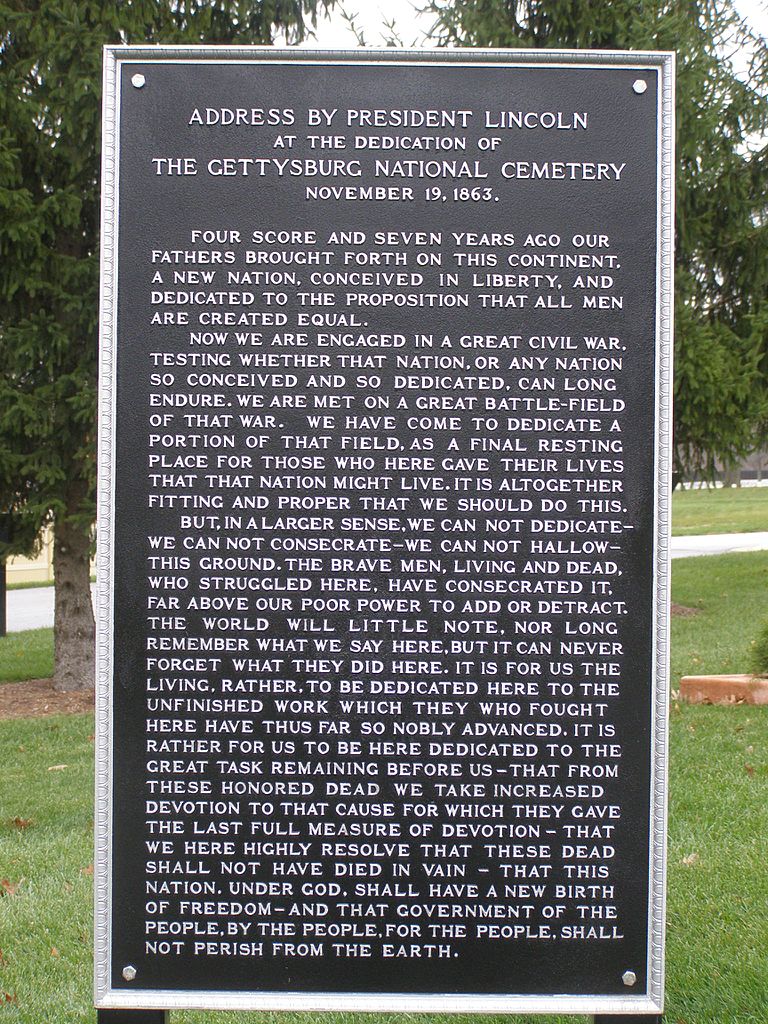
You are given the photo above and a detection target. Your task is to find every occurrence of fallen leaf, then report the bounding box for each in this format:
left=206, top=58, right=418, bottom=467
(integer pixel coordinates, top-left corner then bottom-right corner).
left=0, top=879, right=20, bottom=896
left=17, top=745, right=25, bottom=753
left=682, top=852, right=700, bottom=866
left=10, top=817, right=32, bottom=830
left=50, top=947, right=60, bottom=958
left=80, top=864, right=94, bottom=876
left=745, top=764, right=755, bottom=778
left=0, top=949, right=5, bottom=964
left=47, top=764, right=68, bottom=772
left=2, top=992, right=18, bottom=1004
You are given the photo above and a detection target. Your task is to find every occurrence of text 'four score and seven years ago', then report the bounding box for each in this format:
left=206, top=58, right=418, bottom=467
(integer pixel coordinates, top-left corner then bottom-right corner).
left=143, top=222, right=631, bottom=963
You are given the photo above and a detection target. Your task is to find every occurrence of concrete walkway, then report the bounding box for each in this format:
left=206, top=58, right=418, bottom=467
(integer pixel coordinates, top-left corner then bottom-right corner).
left=5, top=533, right=768, bottom=633
left=670, top=532, right=768, bottom=559
left=5, top=583, right=96, bottom=634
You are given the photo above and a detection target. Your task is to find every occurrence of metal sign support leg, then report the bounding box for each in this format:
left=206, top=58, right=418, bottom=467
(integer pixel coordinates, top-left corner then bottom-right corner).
left=96, top=1012, right=663, bottom=1022
left=0, top=560, right=6, bottom=638
left=97, top=1012, right=169, bottom=1023
left=594, top=1016, right=662, bottom=1023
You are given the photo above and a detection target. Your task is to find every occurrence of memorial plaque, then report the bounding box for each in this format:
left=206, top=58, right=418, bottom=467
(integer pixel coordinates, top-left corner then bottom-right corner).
left=96, top=48, right=674, bottom=1015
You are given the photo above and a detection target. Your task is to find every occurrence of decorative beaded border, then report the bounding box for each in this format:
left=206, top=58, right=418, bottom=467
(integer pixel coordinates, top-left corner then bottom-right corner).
left=94, top=44, right=120, bottom=1007
left=95, top=46, right=674, bottom=1013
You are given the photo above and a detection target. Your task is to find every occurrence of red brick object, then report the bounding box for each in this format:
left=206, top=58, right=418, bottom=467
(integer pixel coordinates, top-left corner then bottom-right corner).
left=680, top=674, right=768, bottom=705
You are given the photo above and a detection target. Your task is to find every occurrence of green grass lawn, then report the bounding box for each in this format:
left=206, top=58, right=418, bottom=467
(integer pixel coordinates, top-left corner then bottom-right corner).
left=0, top=628, right=54, bottom=682
left=672, top=485, right=768, bottom=536
left=670, top=552, right=768, bottom=680
left=6, top=579, right=54, bottom=591
left=1, top=553, right=767, bottom=1021
left=6, top=576, right=95, bottom=591
left=1, top=704, right=764, bottom=1024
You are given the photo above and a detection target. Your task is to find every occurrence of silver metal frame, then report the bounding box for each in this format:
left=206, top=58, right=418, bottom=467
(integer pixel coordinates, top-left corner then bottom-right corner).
left=96, top=45, right=674, bottom=1014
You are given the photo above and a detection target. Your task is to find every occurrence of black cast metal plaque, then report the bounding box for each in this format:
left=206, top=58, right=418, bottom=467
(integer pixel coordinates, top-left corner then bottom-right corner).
left=96, top=48, right=674, bottom=1015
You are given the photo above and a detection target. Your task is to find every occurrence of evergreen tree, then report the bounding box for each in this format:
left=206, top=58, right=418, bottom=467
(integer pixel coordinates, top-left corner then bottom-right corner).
left=0, top=1, right=331, bottom=690
left=425, top=0, right=768, bottom=484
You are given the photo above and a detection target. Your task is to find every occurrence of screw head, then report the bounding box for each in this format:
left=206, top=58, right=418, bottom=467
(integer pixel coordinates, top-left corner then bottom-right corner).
left=622, top=969, right=637, bottom=986
left=633, top=79, right=648, bottom=94
left=122, top=965, right=137, bottom=982
left=131, top=74, right=146, bottom=89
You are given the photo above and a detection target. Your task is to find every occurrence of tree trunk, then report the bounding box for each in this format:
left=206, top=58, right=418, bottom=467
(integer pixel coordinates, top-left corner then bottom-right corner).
left=53, top=516, right=95, bottom=692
